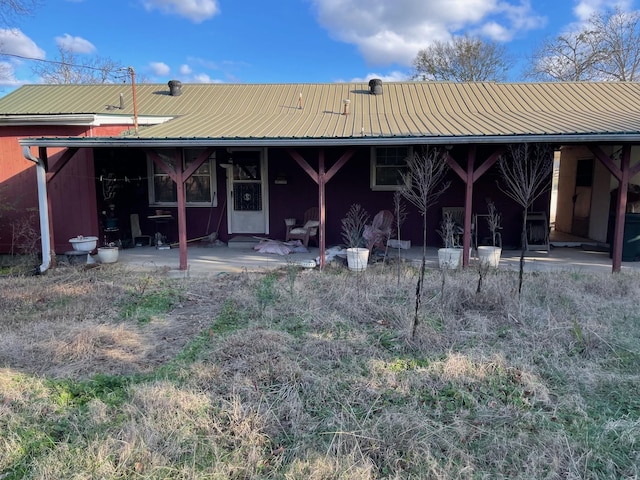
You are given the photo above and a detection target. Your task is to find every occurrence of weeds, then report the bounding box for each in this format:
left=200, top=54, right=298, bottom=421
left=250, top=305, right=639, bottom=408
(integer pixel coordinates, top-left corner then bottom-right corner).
left=1, top=266, right=639, bottom=479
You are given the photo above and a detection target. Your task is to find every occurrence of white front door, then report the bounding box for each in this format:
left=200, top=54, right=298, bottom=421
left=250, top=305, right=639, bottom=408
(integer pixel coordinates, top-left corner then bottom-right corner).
left=227, top=149, right=268, bottom=234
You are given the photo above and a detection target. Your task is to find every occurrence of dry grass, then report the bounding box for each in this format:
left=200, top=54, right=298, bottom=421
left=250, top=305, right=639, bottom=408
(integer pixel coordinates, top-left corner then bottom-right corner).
left=1, top=261, right=639, bottom=479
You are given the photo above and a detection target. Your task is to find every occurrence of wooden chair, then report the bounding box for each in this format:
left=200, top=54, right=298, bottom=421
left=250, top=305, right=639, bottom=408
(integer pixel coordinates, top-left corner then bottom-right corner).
left=285, top=207, right=319, bottom=247
left=363, top=210, right=394, bottom=252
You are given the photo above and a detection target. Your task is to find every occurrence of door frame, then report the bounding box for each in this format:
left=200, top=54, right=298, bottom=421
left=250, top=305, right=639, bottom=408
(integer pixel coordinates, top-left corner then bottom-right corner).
left=226, top=147, right=269, bottom=235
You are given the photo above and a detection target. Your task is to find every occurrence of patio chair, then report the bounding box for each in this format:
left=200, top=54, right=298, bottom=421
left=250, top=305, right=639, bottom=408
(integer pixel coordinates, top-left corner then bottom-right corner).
left=285, top=207, right=319, bottom=247
left=130, top=213, right=152, bottom=247
left=363, top=209, right=394, bottom=252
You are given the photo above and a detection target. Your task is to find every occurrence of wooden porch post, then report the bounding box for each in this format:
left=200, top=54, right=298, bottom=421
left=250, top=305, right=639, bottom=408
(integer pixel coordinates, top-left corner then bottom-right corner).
left=588, top=145, right=640, bottom=273
left=145, top=147, right=214, bottom=271
left=174, top=151, right=188, bottom=270
left=446, top=146, right=504, bottom=267
left=318, top=151, right=326, bottom=269
left=287, top=148, right=355, bottom=270
left=612, top=146, right=630, bottom=273
left=463, top=146, right=476, bottom=267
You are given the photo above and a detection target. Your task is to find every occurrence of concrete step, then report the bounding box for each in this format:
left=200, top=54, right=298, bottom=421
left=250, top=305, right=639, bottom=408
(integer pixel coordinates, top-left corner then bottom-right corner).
left=228, top=235, right=261, bottom=249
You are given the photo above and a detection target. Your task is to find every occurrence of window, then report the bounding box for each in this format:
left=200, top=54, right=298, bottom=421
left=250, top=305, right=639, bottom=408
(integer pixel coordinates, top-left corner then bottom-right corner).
left=148, top=148, right=217, bottom=206
left=370, top=146, right=411, bottom=190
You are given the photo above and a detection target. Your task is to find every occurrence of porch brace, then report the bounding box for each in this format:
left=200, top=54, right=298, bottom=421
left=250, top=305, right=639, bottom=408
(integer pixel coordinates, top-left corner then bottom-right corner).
left=22, top=146, right=53, bottom=273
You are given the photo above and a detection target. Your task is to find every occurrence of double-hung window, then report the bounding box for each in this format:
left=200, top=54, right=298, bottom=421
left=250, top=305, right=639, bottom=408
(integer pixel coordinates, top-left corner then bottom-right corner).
left=148, top=148, right=217, bottom=206
left=370, top=146, right=411, bottom=190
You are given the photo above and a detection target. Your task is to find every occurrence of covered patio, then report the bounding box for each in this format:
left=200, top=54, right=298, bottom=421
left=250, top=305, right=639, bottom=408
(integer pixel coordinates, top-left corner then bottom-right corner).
left=81, top=241, right=640, bottom=277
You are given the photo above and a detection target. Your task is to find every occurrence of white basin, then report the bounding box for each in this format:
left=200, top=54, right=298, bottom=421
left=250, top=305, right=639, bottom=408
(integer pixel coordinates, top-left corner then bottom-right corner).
left=68, top=236, right=98, bottom=252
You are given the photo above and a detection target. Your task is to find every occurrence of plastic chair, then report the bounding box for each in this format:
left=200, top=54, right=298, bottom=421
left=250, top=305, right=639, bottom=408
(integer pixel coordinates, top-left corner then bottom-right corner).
left=130, top=214, right=152, bottom=247
left=285, top=207, right=319, bottom=247
left=363, top=210, right=394, bottom=252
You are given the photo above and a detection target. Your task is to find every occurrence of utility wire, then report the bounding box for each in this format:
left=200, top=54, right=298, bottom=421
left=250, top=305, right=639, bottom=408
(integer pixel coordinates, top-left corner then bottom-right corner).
left=0, top=51, right=130, bottom=81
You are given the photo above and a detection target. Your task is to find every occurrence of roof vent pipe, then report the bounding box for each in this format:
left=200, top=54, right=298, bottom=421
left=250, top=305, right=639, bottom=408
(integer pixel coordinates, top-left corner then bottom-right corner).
left=168, top=80, right=182, bottom=96
left=369, top=78, right=382, bottom=95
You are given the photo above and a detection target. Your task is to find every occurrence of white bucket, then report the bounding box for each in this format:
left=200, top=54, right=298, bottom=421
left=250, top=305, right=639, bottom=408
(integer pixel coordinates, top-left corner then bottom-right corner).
left=477, top=246, right=501, bottom=268
left=97, top=247, right=119, bottom=264
left=438, top=248, right=462, bottom=269
left=346, top=247, right=369, bottom=271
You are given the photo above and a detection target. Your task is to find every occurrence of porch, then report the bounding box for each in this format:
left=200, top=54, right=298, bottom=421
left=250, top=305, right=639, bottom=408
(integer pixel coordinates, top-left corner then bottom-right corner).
left=82, top=242, right=640, bottom=277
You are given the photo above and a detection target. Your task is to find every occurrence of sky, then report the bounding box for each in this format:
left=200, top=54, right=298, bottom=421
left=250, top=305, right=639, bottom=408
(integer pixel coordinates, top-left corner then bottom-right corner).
left=0, top=0, right=636, bottom=95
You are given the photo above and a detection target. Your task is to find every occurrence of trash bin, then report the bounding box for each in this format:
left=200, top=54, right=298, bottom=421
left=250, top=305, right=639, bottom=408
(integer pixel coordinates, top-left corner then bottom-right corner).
left=610, top=213, right=640, bottom=261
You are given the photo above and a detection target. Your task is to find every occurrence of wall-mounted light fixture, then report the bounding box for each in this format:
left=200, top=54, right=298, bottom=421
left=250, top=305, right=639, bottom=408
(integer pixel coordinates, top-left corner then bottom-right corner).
left=274, top=173, right=288, bottom=185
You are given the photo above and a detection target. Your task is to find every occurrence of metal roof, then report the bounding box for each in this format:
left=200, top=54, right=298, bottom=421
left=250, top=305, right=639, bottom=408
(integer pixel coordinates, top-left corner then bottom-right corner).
left=5, top=81, right=640, bottom=145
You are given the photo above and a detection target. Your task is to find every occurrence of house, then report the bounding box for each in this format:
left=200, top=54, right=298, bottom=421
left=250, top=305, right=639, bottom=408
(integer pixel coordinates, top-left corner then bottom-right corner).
left=2, top=80, right=640, bottom=272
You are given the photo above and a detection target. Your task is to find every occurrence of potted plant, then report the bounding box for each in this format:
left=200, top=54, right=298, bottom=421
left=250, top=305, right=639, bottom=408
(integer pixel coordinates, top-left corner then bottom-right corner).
left=341, top=204, right=370, bottom=271
left=477, top=199, right=502, bottom=268
left=437, top=211, right=462, bottom=269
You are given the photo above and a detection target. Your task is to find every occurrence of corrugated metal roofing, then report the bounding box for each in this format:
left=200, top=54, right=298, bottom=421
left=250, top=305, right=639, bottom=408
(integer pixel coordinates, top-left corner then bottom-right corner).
left=3, top=81, right=640, bottom=140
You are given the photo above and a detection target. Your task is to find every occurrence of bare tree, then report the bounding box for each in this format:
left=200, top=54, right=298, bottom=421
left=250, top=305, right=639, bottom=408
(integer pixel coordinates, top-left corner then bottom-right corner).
left=527, top=30, right=604, bottom=81
left=412, top=35, right=510, bottom=82
left=400, top=147, right=450, bottom=338
left=31, top=45, right=124, bottom=84
left=0, top=0, right=39, bottom=26
left=498, top=143, right=553, bottom=295
left=591, top=7, right=640, bottom=81
left=528, top=7, right=640, bottom=81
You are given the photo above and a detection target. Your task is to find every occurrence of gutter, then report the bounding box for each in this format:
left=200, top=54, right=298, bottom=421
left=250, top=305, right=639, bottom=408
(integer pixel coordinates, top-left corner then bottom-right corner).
left=22, top=146, right=52, bottom=274
left=18, top=132, right=640, bottom=149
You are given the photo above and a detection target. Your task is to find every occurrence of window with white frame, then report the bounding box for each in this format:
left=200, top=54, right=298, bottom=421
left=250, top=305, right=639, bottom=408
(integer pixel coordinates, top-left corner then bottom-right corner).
left=148, top=148, right=217, bottom=206
left=370, top=146, right=411, bottom=190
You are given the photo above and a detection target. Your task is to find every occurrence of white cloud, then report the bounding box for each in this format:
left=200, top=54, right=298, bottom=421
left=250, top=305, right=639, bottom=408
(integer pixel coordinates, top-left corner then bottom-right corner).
left=0, top=28, right=45, bottom=59
left=311, top=0, right=546, bottom=66
left=573, top=0, right=633, bottom=21
left=0, top=61, right=23, bottom=87
left=55, top=34, right=96, bottom=54
left=149, top=61, right=171, bottom=76
left=142, top=0, right=220, bottom=23
left=179, top=64, right=192, bottom=75
left=348, top=71, right=410, bottom=82
left=192, top=73, right=216, bottom=83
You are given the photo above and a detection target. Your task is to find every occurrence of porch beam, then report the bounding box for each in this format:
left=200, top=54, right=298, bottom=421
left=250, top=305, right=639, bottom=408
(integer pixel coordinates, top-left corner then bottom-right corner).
left=287, top=149, right=319, bottom=184
left=182, top=147, right=215, bottom=180
left=472, top=147, right=504, bottom=183
left=588, top=145, right=622, bottom=180
left=445, top=152, right=467, bottom=181
left=46, top=148, right=79, bottom=182
left=144, top=148, right=179, bottom=182
left=324, top=149, right=355, bottom=182
left=612, top=145, right=631, bottom=273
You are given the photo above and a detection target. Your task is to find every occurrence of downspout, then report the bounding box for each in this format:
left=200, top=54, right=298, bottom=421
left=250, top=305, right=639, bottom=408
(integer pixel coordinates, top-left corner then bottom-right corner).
left=22, top=146, right=52, bottom=273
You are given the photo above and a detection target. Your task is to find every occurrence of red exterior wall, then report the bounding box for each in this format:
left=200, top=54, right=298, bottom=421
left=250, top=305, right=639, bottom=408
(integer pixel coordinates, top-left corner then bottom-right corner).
left=0, top=124, right=131, bottom=254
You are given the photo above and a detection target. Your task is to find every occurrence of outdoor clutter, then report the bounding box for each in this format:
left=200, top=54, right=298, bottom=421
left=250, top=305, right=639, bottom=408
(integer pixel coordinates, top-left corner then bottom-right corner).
left=253, top=238, right=310, bottom=255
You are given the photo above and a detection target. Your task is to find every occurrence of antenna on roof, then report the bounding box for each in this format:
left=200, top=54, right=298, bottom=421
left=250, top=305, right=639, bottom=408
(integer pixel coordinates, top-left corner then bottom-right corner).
left=298, top=92, right=303, bottom=110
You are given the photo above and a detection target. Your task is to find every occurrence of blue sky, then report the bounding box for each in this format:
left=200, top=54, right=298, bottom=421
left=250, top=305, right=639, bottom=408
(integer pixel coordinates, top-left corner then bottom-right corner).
left=0, top=0, right=635, bottom=94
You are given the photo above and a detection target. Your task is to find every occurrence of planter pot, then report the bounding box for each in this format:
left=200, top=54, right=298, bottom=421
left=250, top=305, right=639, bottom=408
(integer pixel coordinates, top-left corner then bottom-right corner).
left=438, top=248, right=462, bottom=269
left=477, top=246, right=502, bottom=268
left=346, top=247, right=369, bottom=271
left=97, top=247, right=119, bottom=264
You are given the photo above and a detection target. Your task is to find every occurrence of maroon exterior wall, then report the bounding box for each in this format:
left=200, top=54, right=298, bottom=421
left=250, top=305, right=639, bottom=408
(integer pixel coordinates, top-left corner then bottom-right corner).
left=1, top=134, right=551, bottom=254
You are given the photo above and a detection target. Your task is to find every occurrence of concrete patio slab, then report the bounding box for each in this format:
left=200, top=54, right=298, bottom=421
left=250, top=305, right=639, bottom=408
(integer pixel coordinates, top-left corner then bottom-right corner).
left=82, top=243, right=640, bottom=277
